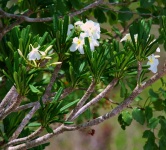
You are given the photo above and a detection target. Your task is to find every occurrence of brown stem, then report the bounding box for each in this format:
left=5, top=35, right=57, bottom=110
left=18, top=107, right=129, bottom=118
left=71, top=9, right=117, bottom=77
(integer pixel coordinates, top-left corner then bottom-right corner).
left=7, top=125, right=77, bottom=150
left=0, top=10, right=33, bottom=40
left=4, top=127, right=44, bottom=148
left=0, top=86, right=18, bottom=114
left=0, top=95, right=23, bottom=120
left=71, top=78, right=118, bottom=120
left=137, top=61, right=142, bottom=86
left=67, top=79, right=96, bottom=121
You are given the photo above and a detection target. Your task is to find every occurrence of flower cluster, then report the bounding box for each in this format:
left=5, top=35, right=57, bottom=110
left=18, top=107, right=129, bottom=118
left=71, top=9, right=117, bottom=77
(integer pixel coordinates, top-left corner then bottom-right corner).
left=68, top=19, right=100, bottom=54
left=120, top=33, right=160, bottom=73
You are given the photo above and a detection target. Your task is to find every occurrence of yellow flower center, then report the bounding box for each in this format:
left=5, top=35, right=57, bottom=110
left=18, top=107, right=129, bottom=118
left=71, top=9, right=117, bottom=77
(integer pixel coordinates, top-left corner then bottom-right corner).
left=77, top=39, right=81, bottom=45
left=149, top=57, right=154, bottom=64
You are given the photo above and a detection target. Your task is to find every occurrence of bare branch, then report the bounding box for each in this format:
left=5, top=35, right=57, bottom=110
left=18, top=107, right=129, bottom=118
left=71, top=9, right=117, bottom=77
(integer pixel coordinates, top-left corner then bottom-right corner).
left=69, top=0, right=104, bottom=17
left=7, top=125, right=78, bottom=150
left=0, top=0, right=104, bottom=24
left=10, top=64, right=62, bottom=141
left=0, top=95, right=23, bottom=120
left=71, top=78, right=118, bottom=120
left=0, top=10, right=33, bottom=40
left=0, top=86, right=18, bottom=114
left=4, top=127, right=44, bottom=148
left=67, top=79, right=96, bottom=121
left=14, top=102, right=37, bottom=112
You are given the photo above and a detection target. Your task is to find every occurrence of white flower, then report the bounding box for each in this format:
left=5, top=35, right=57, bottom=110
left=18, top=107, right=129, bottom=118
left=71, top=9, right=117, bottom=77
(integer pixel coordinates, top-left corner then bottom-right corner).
left=69, top=19, right=100, bottom=54
left=27, top=44, right=41, bottom=60
left=156, top=47, right=160, bottom=52
left=67, top=24, right=74, bottom=36
left=120, top=34, right=138, bottom=42
left=70, top=37, right=85, bottom=54
left=147, top=54, right=159, bottom=73
left=88, top=37, right=99, bottom=51
left=79, top=32, right=99, bottom=51
left=80, top=20, right=100, bottom=39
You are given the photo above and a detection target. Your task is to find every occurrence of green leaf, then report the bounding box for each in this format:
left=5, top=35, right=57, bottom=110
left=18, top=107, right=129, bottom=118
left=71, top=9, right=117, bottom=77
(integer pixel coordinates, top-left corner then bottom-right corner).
left=64, top=121, right=74, bottom=125
left=3, top=70, right=14, bottom=83
left=120, top=81, right=127, bottom=98
left=70, top=0, right=81, bottom=9
left=144, top=139, right=158, bottom=150
left=38, top=32, right=48, bottom=45
left=45, top=125, right=54, bottom=133
left=159, top=136, right=166, bottom=150
left=145, top=106, right=153, bottom=122
left=132, top=108, right=145, bottom=125
left=14, top=51, right=19, bottom=72
left=52, top=87, right=64, bottom=103
left=121, top=111, right=132, bottom=125
left=79, top=61, right=85, bottom=73
left=118, top=114, right=126, bottom=130
left=107, top=10, right=117, bottom=25
left=137, top=8, right=151, bottom=18
left=62, top=15, right=69, bottom=43
left=140, top=0, right=155, bottom=8
left=148, top=88, right=159, bottom=102
left=118, top=7, right=133, bottom=22
left=112, top=26, right=121, bottom=37
left=59, top=99, right=79, bottom=112
left=28, top=122, right=41, bottom=127
left=29, top=84, right=41, bottom=94
left=143, top=130, right=158, bottom=150
left=158, top=118, right=166, bottom=137
left=7, top=42, right=15, bottom=52
left=148, top=117, right=159, bottom=129
left=13, top=71, right=19, bottom=87
left=53, top=15, right=59, bottom=34
left=94, top=8, right=107, bottom=23
left=5, top=57, right=13, bottom=74
left=134, top=96, right=143, bottom=102
left=143, top=130, right=154, bottom=139
left=153, top=99, right=164, bottom=111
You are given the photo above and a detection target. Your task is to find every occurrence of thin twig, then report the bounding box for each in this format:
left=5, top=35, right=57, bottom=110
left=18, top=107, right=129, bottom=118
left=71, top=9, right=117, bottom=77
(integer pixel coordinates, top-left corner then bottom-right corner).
left=71, top=78, right=118, bottom=120
left=67, top=79, right=96, bottom=121
left=0, top=0, right=104, bottom=23
left=7, top=125, right=77, bottom=150
left=14, top=102, right=38, bottom=112
left=137, top=61, right=142, bottom=86
left=0, top=10, right=33, bottom=40
left=3, top=127, right=44, bottom=148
